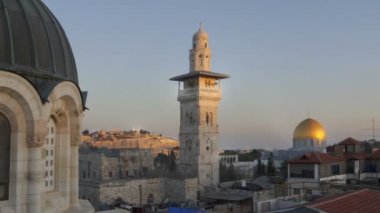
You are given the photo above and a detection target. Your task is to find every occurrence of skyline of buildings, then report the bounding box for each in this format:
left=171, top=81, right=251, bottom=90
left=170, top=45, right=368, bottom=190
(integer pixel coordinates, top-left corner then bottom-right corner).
left=44, top=0, right=380, bottom=149
left=2, top=1, right=380, bottom=212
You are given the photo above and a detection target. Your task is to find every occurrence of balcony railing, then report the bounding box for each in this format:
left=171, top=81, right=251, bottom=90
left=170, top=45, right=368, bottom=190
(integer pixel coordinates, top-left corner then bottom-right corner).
left=178, top=87, right=221, bottom=98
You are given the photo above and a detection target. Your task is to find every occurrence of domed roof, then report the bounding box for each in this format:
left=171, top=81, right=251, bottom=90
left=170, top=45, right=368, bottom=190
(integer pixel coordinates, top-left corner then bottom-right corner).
left=293, top=118, right=326, bottom=141
left=0, top=0, right=83, bottom=103
left=193, top=25, right=208, bottom=41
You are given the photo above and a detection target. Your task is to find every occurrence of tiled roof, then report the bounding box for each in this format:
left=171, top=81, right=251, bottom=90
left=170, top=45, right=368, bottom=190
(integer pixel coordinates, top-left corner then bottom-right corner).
left=308, top=189, right=380, bottom=213
left=368, top=149, right=380, bottom=159
left=287, top=152, right=344, bottom=164
left=343, top=152, right=368, bottom=160
left=338, top=137, right=361, bottom=145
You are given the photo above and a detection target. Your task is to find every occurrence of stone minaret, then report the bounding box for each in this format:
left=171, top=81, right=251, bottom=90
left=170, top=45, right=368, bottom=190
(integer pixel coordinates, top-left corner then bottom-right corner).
left=170, top=26, right=229, bottom=190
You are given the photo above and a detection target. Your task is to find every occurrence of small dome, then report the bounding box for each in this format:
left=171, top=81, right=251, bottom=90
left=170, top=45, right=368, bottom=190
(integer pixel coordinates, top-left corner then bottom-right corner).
left=0, top=0, right=83, bottom=103
left=293, top=118, right=326, bottom=141
left=193, top=25, right=208, bottom=41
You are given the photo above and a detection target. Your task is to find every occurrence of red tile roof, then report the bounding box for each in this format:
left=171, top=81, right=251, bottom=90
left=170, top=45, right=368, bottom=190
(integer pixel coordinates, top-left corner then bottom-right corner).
left=368, top=149, right=380, bottom=159
left=308, top=189, right=380, bottom=213
left=338, top=137, right=361, bottom=145
left=287, top=152, right=344, bottom=164
left=343, top=152, right=368, bottom=160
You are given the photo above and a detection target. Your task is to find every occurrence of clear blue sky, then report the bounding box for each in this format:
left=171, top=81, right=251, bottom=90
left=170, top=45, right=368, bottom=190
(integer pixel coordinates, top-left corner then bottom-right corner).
left=44, top=0, right=380, bottom=150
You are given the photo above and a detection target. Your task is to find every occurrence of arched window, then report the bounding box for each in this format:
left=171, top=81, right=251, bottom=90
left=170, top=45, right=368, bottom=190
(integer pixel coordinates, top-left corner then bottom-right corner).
left=0, top=113, right=10, bottom=201
left=206, top=112, right=209, bottom=126
left=44, top=118, right=56, bottom=192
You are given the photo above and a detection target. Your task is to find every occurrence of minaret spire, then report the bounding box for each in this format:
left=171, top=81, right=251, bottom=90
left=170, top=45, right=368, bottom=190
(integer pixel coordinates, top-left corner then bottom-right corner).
left=190, top=25, right=211, bottom=72
left=170, top=26, right=229, bottom=191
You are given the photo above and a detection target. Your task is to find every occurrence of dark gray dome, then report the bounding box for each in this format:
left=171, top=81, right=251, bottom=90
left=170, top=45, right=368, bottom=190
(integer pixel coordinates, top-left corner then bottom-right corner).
left=0, top=0, right=84, bottom=103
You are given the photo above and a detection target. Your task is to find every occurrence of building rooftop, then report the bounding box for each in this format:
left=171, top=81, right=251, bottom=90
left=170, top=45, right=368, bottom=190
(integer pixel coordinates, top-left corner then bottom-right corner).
left=202, top=190, right=253, bottom=201
left=343, top=152, right=367, bottom=160
left=338, top=137, right=362, bottom=145
left=170, top=71, right=229, bottom=81
left=277, top=189, right=380, bottom=213
left=308, top=189, right=380, bottom=213
left=287, top=152, right=344, bottom=164
left=369, top=149, right=380, bottom=159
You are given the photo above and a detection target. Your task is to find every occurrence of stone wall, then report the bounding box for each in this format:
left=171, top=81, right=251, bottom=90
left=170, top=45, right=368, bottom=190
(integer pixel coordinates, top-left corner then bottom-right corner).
left=80, top=177, right=198, bottom=211
left=99, top=179, right=167, bottom=207
left=166, top=178, right=198, bottom=201
left=79, top=148, right=154, bottom=182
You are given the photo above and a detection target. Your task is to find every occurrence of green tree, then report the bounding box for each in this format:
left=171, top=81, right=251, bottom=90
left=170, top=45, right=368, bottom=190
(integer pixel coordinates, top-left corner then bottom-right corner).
left=227, top=164, right=237, bottom=180
left=154, top=152, right=177, bottom=171
left=168, top=150, right=177, bottom=171
left=220, top=162, right=239, bottom=182
left=266, top=153, right=275, bottom=176
left=256, top=158, right=266, bottom=177
left=280, top=161, right=288, bottom=181
left=219, top=162, right=228, bottom=182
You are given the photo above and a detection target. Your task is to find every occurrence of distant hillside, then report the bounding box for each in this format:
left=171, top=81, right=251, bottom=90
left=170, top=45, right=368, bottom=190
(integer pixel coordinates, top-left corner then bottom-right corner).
left=81, top=129, right=179, bottom=157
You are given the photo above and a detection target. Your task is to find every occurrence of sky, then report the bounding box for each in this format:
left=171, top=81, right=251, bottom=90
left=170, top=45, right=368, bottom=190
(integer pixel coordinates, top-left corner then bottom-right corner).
left=44, top=0, right=380, bottom=150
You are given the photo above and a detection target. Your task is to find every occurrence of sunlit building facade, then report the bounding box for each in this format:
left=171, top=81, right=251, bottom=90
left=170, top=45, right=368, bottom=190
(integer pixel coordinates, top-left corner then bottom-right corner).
left=170, top=25, right=229, bottom=190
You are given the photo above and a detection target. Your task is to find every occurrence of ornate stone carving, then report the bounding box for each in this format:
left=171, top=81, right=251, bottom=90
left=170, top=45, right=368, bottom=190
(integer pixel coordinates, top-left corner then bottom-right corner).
left=27, top=134, right=45, bottom=148
left=27, top=119, right=48, bottom=148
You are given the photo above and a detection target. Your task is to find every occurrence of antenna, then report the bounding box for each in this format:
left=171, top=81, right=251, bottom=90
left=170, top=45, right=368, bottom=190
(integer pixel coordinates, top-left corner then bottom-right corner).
left=372, top=118, right=375, bottom=140
left=361, top=117, right=380, bottom=141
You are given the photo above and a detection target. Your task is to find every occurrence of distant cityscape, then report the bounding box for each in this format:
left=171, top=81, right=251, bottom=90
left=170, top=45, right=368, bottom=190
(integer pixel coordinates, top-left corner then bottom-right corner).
left=67, top=26, right=380, bottom=213
left=1, top=1, right=379, bottom=213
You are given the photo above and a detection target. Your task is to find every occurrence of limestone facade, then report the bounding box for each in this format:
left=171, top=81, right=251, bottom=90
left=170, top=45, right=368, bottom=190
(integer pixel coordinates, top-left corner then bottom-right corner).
left=171, top=27, right=229, bottom=190
left=0, top=71, right=92, bottom=213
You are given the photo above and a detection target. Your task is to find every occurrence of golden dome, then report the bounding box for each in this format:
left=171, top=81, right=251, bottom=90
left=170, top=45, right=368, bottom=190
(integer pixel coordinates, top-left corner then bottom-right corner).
left=293, top=118, right=326, bottom=141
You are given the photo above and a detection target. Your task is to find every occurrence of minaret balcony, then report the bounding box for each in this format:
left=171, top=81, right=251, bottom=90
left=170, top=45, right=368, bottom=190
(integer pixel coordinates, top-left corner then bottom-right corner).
left=178, top=88, right=221, bottom=101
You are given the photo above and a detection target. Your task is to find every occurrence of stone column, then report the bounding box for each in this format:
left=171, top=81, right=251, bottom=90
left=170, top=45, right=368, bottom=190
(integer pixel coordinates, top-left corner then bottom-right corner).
left=70, top=134, right=80, bottom=207
left=27, top=134, right=45, bottom=213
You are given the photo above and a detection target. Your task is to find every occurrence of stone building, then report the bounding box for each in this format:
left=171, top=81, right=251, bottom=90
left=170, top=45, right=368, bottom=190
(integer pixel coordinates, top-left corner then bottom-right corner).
left=0, top=0, right=92, bottom=212
left=287, top=138, right=380, bottom=197
left=219, top=154, right=239, bottom=165
left=79, top=147, right=154, bottom=181
left=78, top=145, right=199, bottom=211
left=170, top=25, right=229, bottom=190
